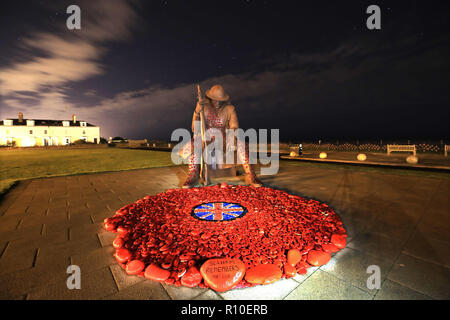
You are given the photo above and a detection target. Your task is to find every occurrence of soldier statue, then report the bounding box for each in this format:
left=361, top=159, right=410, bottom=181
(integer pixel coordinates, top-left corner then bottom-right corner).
left=181, top=84, right=262, bottom=188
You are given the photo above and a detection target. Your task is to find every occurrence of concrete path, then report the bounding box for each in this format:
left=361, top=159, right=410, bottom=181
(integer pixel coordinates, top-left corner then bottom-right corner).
left=0, top=162, right=448, bottom=300
left=282, top=151, right=450, bottom=170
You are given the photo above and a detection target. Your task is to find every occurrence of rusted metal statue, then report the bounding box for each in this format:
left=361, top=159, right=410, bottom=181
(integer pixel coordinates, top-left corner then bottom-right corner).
left=181, top=84, right=262, bottom=188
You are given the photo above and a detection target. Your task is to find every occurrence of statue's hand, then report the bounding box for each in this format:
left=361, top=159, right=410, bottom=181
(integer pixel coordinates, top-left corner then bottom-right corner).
left=195, top=100, right=208, bottom=114
left=198, top=98, right=208, bottom=106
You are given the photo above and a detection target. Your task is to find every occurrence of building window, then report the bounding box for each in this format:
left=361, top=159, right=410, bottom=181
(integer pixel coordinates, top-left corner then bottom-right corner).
left=81, top=122, right=87, bottom=127
left=83, top=130, right=86, bottom=134
left=44, top=130, right=48, bottom=134
left=29, top=130, right=33, bottom=134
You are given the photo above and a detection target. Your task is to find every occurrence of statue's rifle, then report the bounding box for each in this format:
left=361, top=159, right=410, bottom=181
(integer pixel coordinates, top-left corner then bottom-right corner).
left=197, top=85, right=208, bottom=185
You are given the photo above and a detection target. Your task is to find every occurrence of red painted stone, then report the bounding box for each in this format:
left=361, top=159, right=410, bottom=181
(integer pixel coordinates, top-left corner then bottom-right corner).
left=297, top=261, right=311, bottom=269
left=331, top=234, right=346, bottom=249
left=201, top=232, right=212, bottom=240
left=296, top=267, right=307, bottom=275
left=181, top=266, right=203, bottom=288
left=126, top=260, right=145, bottom=275
left=115, top=248, right=131, bottom=263
left=116, top=208, right=128, bottom=216
left=287, top=249, right=302, bottom=266
left=284, top=264, right=297, bottom=277
left=104, top=221, right=116, bottom=231
left=113, top=237, right=124, bottom=249
left=322, top=243, right=339, bottom=253
left=144, top=263, right=170, bottom=282
left=245, top=264, right=282, bottom=285
left=200, top=258, right=246, bottom=292
left=117, top=226, right=129, bottom=235
left=307, top=250, right=331, bottom=267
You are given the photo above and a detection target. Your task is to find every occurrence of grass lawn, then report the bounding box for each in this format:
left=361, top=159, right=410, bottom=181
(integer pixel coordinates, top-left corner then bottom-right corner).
left=0, top=147, right=177, bottom=195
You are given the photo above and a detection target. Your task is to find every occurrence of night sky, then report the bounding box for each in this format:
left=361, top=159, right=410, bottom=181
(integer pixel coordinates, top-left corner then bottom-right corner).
left=0, top=0, right=449, bottom=142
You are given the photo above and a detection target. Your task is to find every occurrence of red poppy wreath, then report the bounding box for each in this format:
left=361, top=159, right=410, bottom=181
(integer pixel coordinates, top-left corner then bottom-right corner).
left=104, top=183, right=347, bottom=292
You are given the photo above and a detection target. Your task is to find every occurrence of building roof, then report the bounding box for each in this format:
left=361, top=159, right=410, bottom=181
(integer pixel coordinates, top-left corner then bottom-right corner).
left=0, top=119, right=97, bottom=127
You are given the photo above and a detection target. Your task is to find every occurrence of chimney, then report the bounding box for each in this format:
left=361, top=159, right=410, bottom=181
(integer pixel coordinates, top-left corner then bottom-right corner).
left=72, top=114, right=76, bottom=123
left=18, top=112, right=23, bottom=123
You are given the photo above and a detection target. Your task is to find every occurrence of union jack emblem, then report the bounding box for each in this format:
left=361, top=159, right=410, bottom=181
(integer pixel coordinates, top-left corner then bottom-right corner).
left=192, top=202, right=246, bottom=221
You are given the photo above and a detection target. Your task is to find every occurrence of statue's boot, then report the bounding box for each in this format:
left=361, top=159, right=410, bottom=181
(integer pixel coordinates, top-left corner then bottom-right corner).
left=243, top=163, right=262, bottom=187
left=237, top=141, right=262, bottom=187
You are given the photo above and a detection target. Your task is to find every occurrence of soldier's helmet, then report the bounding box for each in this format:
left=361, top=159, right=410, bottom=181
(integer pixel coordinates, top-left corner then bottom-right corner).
left=205, top=84, right=229, bottom=101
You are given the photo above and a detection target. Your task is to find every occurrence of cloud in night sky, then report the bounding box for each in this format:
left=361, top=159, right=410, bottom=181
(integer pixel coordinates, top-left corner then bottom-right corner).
left=0, top=34, right=103, bottom=95
left=0, top=0, right=141, bottom=119
left=1, top=1, right=448, bottom=141
left=70, top=35, right=450, bottom=140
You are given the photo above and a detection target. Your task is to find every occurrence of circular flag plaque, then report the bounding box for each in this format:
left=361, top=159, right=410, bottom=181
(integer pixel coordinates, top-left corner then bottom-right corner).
left=191, top=202, right=247, bottom=221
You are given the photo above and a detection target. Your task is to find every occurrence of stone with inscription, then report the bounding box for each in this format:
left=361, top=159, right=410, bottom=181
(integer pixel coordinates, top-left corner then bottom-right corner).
left=200, top=258, right=246, bottom=292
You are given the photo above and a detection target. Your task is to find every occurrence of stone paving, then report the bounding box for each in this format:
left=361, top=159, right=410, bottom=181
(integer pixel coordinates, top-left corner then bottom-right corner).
left=0, top=161, right=449, bottom=300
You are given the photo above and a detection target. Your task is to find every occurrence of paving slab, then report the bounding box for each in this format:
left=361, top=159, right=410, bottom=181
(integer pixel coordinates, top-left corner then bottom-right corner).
left=387, top=253, right=450, bottom=300
left=70, top=246, right=116, bottom=274
left=347, top=232, right=406, bottom=263
left=0, top=257, right=70, bottom=298
left=0, top=246, right=37, bottom=276
left=319, top=247, right=394, bottom=295
left=109, top=264, right=146, bottom=291
left=103, top=280, right=170, bottom=300
left=161, top=282, right=207, bottom=300
left=403, top=230, right=450, bottom=268
left=193, top=290, right=223, bottom=300
left=374, top=279, right=433, bottom=300
left=284, top=269, right=373, bottom=300
left=27, top=267, right=118, bottom=300
left=97, top=232, right=118, bottom=248
left=219, top=278, right=300, bottom=300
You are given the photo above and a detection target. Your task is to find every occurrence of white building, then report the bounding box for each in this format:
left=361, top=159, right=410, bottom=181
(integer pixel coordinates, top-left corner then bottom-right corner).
left=0, top=113, right=100, bottom=147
